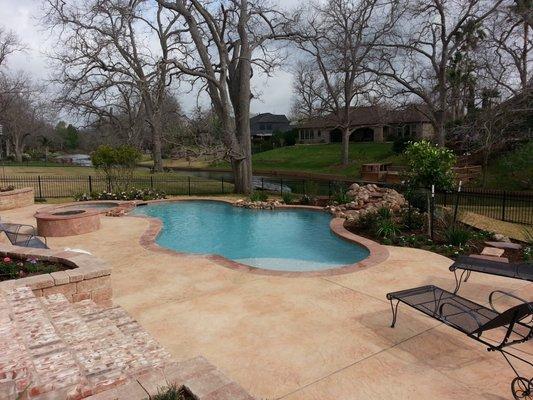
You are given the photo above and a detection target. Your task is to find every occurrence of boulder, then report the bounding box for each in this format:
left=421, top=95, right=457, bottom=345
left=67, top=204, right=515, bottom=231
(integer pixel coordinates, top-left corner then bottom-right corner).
left=493, top=233, right=511, bottom=243
left=325, top=183, right=407, bottom=222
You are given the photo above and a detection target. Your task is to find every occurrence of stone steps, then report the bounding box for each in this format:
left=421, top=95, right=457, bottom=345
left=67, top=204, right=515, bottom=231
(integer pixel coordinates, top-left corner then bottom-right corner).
left=0, top=286, right=254, bottom=400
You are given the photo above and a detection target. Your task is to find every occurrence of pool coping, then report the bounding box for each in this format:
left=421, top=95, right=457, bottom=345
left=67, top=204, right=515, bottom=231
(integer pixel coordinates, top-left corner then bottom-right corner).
left=129, top=197, right=390, bottom=277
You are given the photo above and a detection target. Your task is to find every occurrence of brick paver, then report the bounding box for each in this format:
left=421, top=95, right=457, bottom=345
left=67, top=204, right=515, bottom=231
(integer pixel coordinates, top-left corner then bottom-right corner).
left=0, top=287, right=172, bottom=399
left=0, top=286, right=253, bottom=400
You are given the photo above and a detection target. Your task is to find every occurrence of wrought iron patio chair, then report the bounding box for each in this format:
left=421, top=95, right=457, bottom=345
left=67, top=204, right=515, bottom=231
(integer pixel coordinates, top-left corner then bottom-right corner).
left=386, top=285, right=533, bottom=399
left=450, top=256, right=533, bottom=293
left=0, top=222, right=49, bottom=249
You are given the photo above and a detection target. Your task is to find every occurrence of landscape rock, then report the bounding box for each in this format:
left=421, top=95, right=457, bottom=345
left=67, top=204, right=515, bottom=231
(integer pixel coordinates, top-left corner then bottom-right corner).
left=493, top=233, right=511, bottom=243
left=326, top=183, right=407, bottom=222
left=233, top=199, right=282, bottom=210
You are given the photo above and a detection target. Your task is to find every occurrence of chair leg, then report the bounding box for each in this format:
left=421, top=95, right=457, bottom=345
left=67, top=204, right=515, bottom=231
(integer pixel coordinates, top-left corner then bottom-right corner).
left=389, top=299, right=400, bottom=328
left=453, top=270, right=468, bottom=294
left=464, top=270, right=472, bottom=282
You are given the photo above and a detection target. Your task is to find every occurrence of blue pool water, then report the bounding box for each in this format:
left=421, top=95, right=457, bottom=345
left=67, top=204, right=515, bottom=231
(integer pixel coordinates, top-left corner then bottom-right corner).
left=132, top=201, right=369, bottom=272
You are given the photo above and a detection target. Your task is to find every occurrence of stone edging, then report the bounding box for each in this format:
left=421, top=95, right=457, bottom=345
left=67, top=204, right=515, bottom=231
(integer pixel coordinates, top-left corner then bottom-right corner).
left=0, top=244, right=112, bottom=305
left=0, top=187, right=34, bottom=211
left=131, top=198, right=389, bottom=277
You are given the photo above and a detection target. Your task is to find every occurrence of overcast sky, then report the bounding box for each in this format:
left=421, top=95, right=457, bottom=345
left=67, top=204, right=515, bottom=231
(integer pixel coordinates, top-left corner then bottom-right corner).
left=0, top=0, right=301, bottom=119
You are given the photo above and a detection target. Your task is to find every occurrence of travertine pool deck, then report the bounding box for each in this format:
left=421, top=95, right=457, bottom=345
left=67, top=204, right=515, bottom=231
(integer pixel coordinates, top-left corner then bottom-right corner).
left=1, top=202, right=531, bottom=400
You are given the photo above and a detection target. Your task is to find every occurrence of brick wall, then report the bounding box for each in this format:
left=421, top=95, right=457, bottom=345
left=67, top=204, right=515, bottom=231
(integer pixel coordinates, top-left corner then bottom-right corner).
left=0, top=187, right=34, bottom=211
left=0, top=244, right=112, bottom=306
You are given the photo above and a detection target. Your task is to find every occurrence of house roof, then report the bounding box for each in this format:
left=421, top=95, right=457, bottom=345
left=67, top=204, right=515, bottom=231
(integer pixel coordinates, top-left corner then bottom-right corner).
left=298, top=105, right=431, bottom=129
left=250, top=113, right=290, bottom=124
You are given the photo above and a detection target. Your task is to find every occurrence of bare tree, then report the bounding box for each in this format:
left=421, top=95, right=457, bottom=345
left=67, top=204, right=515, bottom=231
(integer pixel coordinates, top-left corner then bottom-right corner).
left=0, top=76, right=50, bottom=162
left=156, top=0, right=295, bottom=194
left=292, top=0, right=400, bottom=165
left=290, top=61, right=329, bottom=119
left=480, top=0, right=532, bottom=98
left=0, top=28, right=23, bottom=69
left=44, top=0, right=181, bottom=171
left=164, top=107, right=227, bottom=164
left=372, top=0, right=504, bottom=146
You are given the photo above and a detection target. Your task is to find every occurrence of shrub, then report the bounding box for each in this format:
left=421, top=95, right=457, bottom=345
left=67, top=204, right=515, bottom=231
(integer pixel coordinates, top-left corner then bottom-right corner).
left=524, top=246, right=532, bottom=263
left=356, top=211, right=379, bottom=230
left=249, top=191, right=268, bottom=202
left=377, top=207, right=392, bottom=220
left=392, top=136, right=412, bottom=154
left=332, top=190, right=351, bottom=205
left=501, top=142, right=533, bottom=190
left=399, top=207, right=425, bottom=230
left=75, top=188, right=166, bottom=201
left=374, top=218, right=401, bottom=239
left=404, top=140, right=456, bottom=190
left=282, top=192, right=294, bottom=204
left=272, top=129, right=298, bottom=147
left=299, top=194, right=314, bottom=205
left=443, top=226, right=472, bottom=246
left=151, top=385, right=194, bottom=400
left=91, top=145, right=142, bottom=191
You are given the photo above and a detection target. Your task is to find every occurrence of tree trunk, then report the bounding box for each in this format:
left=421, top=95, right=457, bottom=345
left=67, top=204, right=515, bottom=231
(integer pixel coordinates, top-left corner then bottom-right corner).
left=145, top=104, right=163, bottom=172
left=231, top=157, right=252, bottom=194
left=152, top=119, right=163, bottom=172
left=434, top=109, right=446, bottom=146
left=14, top=142, right=22, bottom=163
left=341, top=126, right=350, bottom=165
left=232, top=97, right=253, bottom=194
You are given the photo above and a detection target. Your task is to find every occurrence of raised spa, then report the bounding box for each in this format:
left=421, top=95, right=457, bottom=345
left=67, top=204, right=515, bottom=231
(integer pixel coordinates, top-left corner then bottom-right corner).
left=132, top=201, right=370, bottom=272
left=35, top=201, right=127, bottom=237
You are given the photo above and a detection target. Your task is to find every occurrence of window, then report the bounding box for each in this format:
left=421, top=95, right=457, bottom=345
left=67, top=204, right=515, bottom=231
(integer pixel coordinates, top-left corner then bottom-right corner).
left=266, top=124, right=272, bottom=130
left=260, top=123, right=266, bottom=130
left=300, top=129, right=315, bottom=140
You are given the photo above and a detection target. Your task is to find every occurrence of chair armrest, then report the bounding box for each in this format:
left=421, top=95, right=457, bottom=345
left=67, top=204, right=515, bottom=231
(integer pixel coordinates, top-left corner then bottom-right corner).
left=439, top=302, right=484, bottom=332
left=489, top=290, right=532, bottom=314
left=16, top=224, right=38, bottom=236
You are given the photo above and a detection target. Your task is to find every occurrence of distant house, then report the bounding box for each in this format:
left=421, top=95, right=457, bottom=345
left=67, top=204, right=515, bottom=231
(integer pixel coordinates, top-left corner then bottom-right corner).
left=297, top=105, right=434, bottom=144
left=250, top=113, right=291, bottom=138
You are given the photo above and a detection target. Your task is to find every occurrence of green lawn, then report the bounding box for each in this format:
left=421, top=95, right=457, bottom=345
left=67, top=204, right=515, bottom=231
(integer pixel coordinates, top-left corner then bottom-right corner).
left=0, top=165, right=234, bottom=198
left=215, top=143, right=403, bottom=178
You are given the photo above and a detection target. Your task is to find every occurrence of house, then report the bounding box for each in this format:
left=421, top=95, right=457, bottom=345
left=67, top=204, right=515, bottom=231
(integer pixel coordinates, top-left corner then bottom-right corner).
left=297, top=105, right=435, bottom=144
left=250, top=113, right=291, bottom=138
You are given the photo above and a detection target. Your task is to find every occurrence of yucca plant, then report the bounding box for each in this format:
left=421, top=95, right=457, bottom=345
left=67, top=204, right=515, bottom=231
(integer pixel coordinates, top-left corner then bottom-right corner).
left=149, top=385, right=194, bottom=400
left=282, top=192, right=294, bottom=204
left=374, top=218, right=401, bottom=239
left=249, top=191, right=268, bottom=202
left=443, top=226, right=472, bottom=246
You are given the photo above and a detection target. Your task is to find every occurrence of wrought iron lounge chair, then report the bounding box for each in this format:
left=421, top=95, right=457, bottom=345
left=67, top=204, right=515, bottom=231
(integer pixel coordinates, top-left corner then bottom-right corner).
left=450, top=256, right=533, bottom=293
left=386, top=285, right=533, bottom=399
left=0, top=222, right=49, bottom=249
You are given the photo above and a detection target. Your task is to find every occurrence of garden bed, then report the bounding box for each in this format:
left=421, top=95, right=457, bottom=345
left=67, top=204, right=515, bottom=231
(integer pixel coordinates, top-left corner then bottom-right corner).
left=0, top=255, right=71, bottom=281
left=344, top=208, right=530, bottom=262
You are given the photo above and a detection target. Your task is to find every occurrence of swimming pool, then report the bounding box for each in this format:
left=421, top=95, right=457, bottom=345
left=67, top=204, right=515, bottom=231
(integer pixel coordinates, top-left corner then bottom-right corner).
left=132, top=201, right=369, bottom=272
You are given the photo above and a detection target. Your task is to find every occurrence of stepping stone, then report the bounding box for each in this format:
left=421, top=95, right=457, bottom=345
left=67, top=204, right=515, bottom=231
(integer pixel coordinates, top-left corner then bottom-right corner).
left=481, top=247, right=505, bottom=257
left=485, top=241, right=522, bottom=250
left=469, top=254, right=509, bottom=263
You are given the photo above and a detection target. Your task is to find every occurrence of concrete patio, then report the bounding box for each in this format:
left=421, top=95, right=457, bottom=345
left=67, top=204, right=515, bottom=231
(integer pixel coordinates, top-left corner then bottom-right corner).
left=1, top=203, right=531, bottom=400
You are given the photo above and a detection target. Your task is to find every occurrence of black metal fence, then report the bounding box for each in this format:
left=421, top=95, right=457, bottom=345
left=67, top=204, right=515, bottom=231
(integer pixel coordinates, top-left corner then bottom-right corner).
left=0, top=175, right=234, bottom=198
left=1, top=174, right=531, bottom=225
